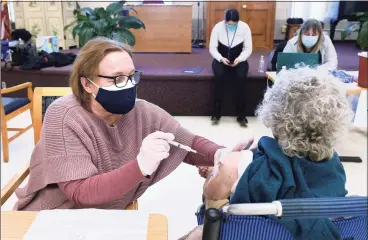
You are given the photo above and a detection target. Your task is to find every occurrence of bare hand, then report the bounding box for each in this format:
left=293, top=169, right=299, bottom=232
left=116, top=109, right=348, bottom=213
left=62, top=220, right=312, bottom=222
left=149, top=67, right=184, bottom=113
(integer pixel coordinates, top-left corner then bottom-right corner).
left=221, top=58, right=230, bottom=66
left=231, top=59, right=240, bottom=67
left=198, top=166, right=213, bottom=179
left=231, top=137, right=255, bottom=152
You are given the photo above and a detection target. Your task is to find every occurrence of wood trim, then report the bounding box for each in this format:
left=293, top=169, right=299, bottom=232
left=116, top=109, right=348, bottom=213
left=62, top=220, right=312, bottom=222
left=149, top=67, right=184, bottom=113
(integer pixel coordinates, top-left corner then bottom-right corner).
left=268, top=2, right=276, bottom=50
left=125, top=200, right=138, bottom=210
left=1, top=163, right=30, bottom=206
left=0, top=97, right=9, bottom=162
left=8, top=125, right=32, bottom=143
left=0, top=82, right=32, bottom=95
left=1, top=83, right=33, bottom=163
left=33, top=87, right=72, bottom=144
left=4, top=103, right=32, bottom=121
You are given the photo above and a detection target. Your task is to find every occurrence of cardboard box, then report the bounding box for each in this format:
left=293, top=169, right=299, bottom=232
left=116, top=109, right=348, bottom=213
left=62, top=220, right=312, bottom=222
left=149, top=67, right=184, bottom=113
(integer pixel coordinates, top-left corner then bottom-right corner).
left=36, top=36, right=59, bottom=53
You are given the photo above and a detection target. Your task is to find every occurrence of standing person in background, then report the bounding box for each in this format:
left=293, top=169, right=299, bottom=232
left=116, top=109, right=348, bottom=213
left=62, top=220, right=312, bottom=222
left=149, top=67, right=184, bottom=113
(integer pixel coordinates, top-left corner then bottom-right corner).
left=283, top=19, right=338, bottom=70
left=209, top=8, right=252, bottom=126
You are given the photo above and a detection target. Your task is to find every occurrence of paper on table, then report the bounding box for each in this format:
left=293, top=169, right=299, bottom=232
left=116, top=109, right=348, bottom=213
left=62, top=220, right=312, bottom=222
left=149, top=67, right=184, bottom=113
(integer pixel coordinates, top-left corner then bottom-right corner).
left=23, top=209, right=149, bottom=240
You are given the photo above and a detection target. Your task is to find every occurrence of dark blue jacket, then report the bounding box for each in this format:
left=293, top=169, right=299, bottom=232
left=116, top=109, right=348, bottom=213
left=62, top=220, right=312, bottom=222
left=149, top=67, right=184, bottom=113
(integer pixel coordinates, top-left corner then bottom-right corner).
left=230, top=136, right=347, bottom=240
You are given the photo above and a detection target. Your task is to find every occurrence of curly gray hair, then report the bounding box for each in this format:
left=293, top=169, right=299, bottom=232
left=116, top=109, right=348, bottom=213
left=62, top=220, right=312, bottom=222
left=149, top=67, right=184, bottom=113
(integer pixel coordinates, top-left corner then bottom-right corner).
left=256, top=67, right=353, bottom=162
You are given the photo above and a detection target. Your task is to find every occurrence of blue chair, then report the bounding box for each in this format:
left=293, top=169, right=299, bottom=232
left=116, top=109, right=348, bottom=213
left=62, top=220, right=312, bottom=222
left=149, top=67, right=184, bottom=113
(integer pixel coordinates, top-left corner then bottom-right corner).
left=0, top=82, right=33, bottom=162
left=197, top=197, right=368, bottom=240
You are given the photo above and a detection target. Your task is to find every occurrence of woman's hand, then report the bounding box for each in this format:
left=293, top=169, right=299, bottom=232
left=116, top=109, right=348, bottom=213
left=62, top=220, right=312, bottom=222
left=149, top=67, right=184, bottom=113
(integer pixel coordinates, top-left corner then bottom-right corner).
left=197, top=137, right=255, bottom=179
left=137, top=131, right=174, bottom=176
left=198, top=166, right=213, bottom=179
left=213, top=137, right=255, bottom=176
left=221, top=57, right=231, bottom=66
left=231, top=58, right=240, bottom=67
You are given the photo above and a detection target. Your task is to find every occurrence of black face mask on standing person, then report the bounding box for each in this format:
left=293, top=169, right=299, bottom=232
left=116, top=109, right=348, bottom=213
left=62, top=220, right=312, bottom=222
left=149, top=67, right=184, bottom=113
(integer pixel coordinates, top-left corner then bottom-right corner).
left=88, top=78, right=137, bottom=114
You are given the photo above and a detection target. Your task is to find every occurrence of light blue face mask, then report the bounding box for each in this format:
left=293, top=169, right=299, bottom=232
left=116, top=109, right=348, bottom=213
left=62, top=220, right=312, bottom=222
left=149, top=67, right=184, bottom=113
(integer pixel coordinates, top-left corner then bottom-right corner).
left=227, top=24, right=237, bottom=32
left=302, top=35, right=318, bottom=48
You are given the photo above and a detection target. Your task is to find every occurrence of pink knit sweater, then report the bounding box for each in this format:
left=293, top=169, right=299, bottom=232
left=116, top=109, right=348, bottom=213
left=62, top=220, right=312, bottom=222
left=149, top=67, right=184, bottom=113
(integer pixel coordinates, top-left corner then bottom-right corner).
left=14, top=95, right=222, bottom=210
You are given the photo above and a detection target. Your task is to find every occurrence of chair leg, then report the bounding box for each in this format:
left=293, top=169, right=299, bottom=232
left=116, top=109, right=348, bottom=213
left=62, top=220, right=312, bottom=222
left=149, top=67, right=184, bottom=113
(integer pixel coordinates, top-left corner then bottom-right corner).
left=29, top=107, right=34, bottom=126
left=1, top=120, right=9, bottom=162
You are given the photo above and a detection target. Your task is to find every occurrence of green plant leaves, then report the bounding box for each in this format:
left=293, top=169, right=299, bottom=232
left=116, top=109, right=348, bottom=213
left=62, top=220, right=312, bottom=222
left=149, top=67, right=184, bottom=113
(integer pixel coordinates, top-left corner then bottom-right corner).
left=357, top=21, right=368, bottom=50
left=106, top=1, right=126, bottom=16
left=80, top=7, right=96, bottom=20
left=95, top=7, right=107, bottom=19
left=64, top=1, right=144, bottom=47
left=118, top=16, right=145, bottom=30
left=92, top=19, right=109, bottom=35
left=63, top=20, right=77, bottom=31
left=113, top=29, right=136, bottom=46
left=79, top=27, right=96, bottom=47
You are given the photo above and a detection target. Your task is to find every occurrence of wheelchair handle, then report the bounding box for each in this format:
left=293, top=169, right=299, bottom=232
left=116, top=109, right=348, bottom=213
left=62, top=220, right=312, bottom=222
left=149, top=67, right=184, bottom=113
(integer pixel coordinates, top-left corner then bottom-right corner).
left=203, top=208, right=222, bottom=240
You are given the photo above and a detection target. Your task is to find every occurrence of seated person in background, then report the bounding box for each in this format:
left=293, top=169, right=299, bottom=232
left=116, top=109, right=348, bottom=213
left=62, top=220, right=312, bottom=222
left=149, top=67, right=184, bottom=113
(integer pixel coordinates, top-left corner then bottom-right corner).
left=209, top=8, right=252, bottom=126
left=187, top=67, right=353, bottom=240
left=283, top=19, right=338, bottom=70
left=268, top=21, right=326, bottom=71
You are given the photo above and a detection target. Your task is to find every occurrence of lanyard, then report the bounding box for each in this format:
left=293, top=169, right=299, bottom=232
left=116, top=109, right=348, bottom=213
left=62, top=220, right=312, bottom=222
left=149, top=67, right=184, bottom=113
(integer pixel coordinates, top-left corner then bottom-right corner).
left=225, top=22, right=238, bottom=59
left=225, top=22, right=238, bottom=48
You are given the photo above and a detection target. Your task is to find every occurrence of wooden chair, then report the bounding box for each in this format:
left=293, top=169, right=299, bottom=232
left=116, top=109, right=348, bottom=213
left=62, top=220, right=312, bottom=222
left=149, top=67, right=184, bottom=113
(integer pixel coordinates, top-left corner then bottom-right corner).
left=0, top=82, right=34, bottom=163
left=1, top=87, right=138, bottom=210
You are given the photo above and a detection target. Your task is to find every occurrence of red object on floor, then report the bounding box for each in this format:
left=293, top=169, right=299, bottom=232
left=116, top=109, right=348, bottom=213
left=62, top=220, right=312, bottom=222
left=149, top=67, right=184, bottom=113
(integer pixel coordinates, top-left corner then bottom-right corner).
left=358, top=55, right=368, bottom=88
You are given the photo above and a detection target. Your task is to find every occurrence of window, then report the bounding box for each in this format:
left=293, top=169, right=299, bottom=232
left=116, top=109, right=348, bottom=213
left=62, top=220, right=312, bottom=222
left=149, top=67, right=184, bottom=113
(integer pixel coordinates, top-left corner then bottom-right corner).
left=290, top=0, right=336, bottom=22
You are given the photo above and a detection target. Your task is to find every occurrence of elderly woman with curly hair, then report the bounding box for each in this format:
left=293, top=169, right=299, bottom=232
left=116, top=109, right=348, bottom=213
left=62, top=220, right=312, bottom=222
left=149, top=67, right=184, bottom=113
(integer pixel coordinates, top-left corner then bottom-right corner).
left=185, top=67, right=353, bottom=240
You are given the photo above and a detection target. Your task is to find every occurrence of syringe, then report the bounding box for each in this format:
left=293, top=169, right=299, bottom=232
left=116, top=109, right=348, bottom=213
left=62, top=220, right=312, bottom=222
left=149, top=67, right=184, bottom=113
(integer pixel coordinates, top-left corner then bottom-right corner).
left=168, top=140, right=205, bottom=156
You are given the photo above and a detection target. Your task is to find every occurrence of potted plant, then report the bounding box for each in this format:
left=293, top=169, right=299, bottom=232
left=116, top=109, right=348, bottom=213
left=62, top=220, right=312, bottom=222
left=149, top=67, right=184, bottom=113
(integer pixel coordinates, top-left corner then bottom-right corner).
left=341, top=12, right=368, bottom=50
left=64, top=1, right=145, bottom=47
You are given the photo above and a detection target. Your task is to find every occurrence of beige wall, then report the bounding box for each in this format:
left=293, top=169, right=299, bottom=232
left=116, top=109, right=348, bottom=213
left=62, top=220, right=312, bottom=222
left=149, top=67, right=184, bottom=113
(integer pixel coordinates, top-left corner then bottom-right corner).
left=78, top=0, right=358, bottom=41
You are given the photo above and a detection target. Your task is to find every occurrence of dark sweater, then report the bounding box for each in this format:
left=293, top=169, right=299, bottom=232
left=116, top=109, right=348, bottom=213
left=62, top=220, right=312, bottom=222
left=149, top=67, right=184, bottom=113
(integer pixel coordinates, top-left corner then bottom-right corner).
left=230, top=136, right=347, bottom=240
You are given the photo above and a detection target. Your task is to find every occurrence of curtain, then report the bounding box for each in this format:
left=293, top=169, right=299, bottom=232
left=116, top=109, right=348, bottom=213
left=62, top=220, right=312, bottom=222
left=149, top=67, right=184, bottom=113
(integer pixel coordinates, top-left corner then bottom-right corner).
left=1, top=0, right=12, bottom=40
left=290, top=0, right=338, bottom=22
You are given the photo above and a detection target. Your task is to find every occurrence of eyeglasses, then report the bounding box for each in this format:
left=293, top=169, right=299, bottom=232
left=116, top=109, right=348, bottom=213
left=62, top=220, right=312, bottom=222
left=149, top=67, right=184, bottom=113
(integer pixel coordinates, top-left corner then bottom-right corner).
left=97, top=71, right=142, bottom=88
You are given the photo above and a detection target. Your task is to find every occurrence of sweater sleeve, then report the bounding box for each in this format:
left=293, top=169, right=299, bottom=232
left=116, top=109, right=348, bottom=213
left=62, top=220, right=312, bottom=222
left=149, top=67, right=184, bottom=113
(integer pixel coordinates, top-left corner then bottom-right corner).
left=236, top=24, right=253, bottom=62
left=209, top=24, right=223, bottom=62
left=58, top=160, right=148, bottom=207
left=185, top=136, right=224, bottom=166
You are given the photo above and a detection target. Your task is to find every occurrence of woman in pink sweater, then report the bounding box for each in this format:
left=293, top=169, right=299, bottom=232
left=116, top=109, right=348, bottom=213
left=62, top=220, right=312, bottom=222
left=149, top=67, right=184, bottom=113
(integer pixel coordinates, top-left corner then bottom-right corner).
left=14, top=37, right=248, bottom=211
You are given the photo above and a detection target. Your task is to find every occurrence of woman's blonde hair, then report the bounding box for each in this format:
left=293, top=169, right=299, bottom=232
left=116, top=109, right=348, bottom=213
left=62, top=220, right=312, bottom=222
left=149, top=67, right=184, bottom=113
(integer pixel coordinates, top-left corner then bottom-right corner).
left=256, top=67, right=353, bottom=162
left=297, top=19, right=324, bottom=53
left=69, top=37, right=132, bottom=106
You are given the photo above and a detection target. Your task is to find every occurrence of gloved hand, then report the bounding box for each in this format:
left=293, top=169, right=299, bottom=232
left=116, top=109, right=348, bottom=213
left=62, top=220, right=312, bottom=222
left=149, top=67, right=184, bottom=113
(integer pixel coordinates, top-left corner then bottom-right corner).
left=212, top=137, right=255, bottom=177
left=137, top=131, right=175, bottom=176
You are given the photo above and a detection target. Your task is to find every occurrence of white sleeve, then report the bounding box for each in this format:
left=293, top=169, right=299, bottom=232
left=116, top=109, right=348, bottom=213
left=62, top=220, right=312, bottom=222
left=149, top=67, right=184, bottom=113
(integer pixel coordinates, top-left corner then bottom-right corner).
left=283, top=40, right=295, bottom=53
left=236, top=25, right=253, bottom=62
left=320, top=35, right=338, bottom=70
left=209, top=24, right=223, bottom=62
left=230, top=150, right=253, bottom=194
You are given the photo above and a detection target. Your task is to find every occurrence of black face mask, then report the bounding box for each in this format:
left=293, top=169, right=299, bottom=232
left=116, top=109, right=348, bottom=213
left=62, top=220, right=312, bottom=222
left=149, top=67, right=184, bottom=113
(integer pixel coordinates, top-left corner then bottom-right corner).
left=89, top=79, right=136, bottom=114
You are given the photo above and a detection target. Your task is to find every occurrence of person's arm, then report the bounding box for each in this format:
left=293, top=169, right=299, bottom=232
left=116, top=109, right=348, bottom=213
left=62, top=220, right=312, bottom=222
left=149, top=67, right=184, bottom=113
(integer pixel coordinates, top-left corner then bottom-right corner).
left=236, top=24, right=253, bottom=62
left=209, top=24, right=223, bottom=62
left=204, top=151, right=253, bottom=201
left=282, top=39, right=295, bottom=53
left=58, top=160, right=148, bottom=207
left=320, top=35, right=338, bottom=69
left=185, top=136, right=224, bottom=166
